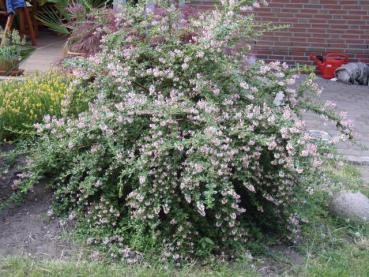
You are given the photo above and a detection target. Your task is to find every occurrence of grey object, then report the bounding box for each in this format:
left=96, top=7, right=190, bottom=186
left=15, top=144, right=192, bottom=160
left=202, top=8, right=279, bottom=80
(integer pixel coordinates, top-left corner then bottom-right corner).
left=273, top=91, right=284, bottom=106
left=308, top=130, right=332, bottom=142
left=329, top=191, right=369, bottom=222
left=335, top=62, right=369, bottom=86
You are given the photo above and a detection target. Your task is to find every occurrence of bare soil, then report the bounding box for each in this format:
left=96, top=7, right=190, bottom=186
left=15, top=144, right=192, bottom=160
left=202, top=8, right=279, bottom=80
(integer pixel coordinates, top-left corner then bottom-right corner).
left=0, top=145, right=78, bottom=259
left=0, top=144, right=16, bottom=204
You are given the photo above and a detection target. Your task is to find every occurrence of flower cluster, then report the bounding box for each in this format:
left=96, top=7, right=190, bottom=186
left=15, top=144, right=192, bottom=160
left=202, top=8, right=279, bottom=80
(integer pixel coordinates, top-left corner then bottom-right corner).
left=22, top=0, right=352, bottom=260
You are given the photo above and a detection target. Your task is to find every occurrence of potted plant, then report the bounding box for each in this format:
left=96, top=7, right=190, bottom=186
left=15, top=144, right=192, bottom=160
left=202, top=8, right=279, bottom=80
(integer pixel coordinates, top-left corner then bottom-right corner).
left=0, top=30, right=26, bottom=75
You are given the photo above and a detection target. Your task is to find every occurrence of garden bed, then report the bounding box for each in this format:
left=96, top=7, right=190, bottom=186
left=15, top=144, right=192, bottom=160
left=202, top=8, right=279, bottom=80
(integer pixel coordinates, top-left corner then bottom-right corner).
left=0, top=1, right=368, bottom=275
left=0, top=145, right=16, bottom=203
left=0, top=145, right=77, bottom=258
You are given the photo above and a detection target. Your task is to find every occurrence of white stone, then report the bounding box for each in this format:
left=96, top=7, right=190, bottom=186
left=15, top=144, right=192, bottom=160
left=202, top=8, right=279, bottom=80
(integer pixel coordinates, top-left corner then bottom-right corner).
left=329, top=191, right=369, bottom=222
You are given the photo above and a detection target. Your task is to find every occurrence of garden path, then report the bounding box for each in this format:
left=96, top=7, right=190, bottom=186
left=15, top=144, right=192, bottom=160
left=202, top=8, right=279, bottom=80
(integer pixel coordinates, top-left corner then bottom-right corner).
left=20, top=31, right=66, bottom=73
left=303, top=78, right=369, bottom=165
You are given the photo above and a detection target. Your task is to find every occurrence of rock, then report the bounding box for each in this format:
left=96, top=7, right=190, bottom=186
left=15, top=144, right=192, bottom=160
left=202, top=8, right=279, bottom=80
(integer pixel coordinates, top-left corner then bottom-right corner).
left=329, top=191, right=369, bottom=222
left=308, top=130, right=332, bottom=142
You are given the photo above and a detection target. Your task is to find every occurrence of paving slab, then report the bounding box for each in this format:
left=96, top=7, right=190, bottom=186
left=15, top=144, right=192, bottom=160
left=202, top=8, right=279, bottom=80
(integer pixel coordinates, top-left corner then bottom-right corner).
left=303, top=78, right=369, bottom=164
left=20, top=32, right=67, bottom=73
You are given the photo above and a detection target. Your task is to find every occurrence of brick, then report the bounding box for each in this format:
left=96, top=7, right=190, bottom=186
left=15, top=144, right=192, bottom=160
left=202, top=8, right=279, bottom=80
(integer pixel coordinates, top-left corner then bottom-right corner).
left=189, top=0, right=369, bottom=64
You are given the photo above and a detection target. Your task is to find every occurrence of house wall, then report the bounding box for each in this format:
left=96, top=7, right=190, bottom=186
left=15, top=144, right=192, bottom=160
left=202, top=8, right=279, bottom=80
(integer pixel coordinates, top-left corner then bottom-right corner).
left=190, top=0, right=369, bottom=65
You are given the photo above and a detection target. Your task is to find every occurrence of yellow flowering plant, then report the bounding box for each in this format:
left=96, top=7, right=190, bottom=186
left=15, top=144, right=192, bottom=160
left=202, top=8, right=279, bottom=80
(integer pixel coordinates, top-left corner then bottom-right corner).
left=0, top=72, right=73, bottom=140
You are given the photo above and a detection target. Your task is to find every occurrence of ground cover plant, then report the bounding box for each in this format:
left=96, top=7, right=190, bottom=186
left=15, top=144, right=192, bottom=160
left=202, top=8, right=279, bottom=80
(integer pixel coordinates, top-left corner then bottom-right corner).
left=0, top=71, right=94, bottom=141
left=0, top=72, right=72, bottom=140
left=4, top=0, right=355, bottom=264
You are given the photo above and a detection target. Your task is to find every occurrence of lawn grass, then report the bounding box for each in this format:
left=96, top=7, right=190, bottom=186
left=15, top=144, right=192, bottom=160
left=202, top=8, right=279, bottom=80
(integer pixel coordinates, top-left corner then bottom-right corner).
left=0, top=257, right=259, bottom=277
left=294, top=243, right=369, bottom=277
left=0, top=163, right=368, bottom=276
left=289, top=162, right=369, bottom=276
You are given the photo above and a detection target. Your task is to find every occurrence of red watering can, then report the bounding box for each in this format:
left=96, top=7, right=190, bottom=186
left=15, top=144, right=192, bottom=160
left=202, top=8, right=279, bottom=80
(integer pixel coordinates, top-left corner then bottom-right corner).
left=309, top=53, right=349, bottom=79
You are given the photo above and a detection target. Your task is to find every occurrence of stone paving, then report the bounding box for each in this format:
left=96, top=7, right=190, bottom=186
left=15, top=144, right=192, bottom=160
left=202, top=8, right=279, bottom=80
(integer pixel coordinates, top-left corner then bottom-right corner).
left=20, top=31, right=66, bottom=73
left=303, top=78, right=369, bottom=164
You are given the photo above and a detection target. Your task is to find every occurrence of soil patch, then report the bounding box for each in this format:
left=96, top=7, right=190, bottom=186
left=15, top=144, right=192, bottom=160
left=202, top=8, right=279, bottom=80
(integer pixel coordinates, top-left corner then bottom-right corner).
left=0, top=144, right=17, bottom=203
left=0, top=145, right=78, bottom=259
left=256, top=245, right=304, bottom=276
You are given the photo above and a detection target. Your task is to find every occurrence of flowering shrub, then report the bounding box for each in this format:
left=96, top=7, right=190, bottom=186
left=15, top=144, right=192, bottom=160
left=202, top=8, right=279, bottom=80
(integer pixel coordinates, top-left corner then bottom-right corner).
left=19, top=0, right=353, bottom=261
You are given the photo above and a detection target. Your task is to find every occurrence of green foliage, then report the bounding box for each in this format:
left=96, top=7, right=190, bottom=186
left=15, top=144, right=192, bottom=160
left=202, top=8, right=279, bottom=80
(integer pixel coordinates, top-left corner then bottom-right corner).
left=36, top=0, right=109, bottom=35
left=0, top=30, right=29, bottom=72
left=1, top=161, right=369, bottom=275
left=36, top=5, right=70, bottom=34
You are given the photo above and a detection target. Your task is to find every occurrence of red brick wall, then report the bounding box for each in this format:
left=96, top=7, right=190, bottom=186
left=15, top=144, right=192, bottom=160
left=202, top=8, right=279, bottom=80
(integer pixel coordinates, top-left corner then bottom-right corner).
left=190, top=0, right=369, bottom=65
